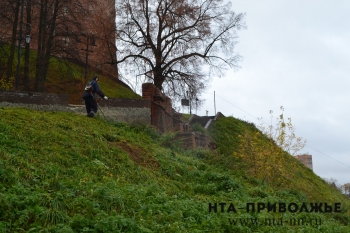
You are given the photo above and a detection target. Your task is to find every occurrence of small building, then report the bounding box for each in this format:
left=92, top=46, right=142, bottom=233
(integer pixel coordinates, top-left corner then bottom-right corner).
left=294, top=154, right=313, bottom=170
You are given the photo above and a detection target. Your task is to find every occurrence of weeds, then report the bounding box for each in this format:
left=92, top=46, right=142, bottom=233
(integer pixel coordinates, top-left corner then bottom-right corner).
left=0, top=108, right=349, bottom=232
left=0, top=77, right=14, bottom=90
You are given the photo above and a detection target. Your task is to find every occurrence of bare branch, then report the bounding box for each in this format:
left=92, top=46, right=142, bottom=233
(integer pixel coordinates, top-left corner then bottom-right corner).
left=116, top=0, right=245, bottom=100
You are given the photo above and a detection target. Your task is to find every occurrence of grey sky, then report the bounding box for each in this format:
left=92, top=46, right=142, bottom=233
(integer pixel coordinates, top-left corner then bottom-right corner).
left=196, top=1, right=350, bottom=185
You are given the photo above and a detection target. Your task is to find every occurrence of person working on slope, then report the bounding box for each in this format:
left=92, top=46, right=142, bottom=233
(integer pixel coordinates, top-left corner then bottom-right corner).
left=83, top=76, right=108, bottom=117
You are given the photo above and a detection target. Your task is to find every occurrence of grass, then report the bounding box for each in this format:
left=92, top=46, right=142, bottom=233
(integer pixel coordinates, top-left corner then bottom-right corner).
left=0, top=43, right=140, bottom=104
left=0, top=41, right=349, bottom=232
left=182, top=114, right=192, bottom=122
left=190, top=123, right=207, bottom=134
left=208, top=116, right=349, bottom=201
left=0, top=107, right=349, bottom=232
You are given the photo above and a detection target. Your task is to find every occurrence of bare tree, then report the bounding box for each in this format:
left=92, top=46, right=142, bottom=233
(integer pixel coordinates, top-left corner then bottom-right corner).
left=0, top=0, right=87, bottom=90
left=323, top=177, right=342, bottom=192
left=115, top=0, right=245, bottom=99
left=34, top=0, right=118, bottom=91
left=341, top=183, right=350, bottom=197
left=34, top=0, right=89, bottom=91
left=34, top=0, right=58, bottom=91
left=1, top=0, right=115, bottom=91
left=0, top=0, right=20, bottom=82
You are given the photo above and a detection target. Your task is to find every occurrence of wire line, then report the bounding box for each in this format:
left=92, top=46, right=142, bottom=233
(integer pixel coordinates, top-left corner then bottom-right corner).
left=207, top=92, right=350, bottom=170
left=305, top=145, right=350, bottom=169
left=214, top=93, right=258, bottom=119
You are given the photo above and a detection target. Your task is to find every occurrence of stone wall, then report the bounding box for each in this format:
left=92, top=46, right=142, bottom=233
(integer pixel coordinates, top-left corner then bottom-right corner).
left=0, top=86, right=182, bottom=133
left=94, top=99, right=152, bottom=125
left=70, top=105, right=151, bottom=126
left=0, top=102, right=74, bottom=112
left=0, top=91, right=68, bottom=105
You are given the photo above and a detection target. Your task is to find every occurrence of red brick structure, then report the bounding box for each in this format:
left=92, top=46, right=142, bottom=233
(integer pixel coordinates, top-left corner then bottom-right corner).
left=76, top=0, right=118, bottom=79
left=142, top=83, right=183, bottom=132
left=173, top=113, right=184, bottom=132
left=294, top=154, right=313, bottom=170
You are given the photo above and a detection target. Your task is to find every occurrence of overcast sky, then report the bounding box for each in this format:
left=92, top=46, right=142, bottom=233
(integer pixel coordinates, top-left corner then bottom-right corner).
left=194, top=0, right=350, bottom=185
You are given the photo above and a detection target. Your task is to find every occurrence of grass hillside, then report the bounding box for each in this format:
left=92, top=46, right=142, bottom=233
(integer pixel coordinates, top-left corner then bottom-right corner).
left=0, top=108, right=349, bottom=232
left=0, top=43, right=140, bottom=104
left=209, top=117, right=346, bottom=202
left=43, top=57, right=141, bottom=104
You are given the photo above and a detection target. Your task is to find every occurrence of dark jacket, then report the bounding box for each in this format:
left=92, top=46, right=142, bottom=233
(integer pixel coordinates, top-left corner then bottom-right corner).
left=82, top=80, right=105, bottom=99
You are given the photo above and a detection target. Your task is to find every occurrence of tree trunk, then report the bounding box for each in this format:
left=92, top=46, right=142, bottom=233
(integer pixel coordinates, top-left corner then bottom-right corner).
left=153, top=69, right=164, bottom=91
left=35, top=0, right=59, bottom=92
left=6, top=0, right=20, bottom=82
left=41, top=0, right=58, bottom=92
left=34, top=0, right=45, bottom=91
left=23, top=0, right=32, bottom=91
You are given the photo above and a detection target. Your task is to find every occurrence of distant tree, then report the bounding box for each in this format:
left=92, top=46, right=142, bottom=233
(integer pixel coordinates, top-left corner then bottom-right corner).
left=115, top=0, right=245, bottom=100
left=323, top=177, right=342, bottom=192
left=258, top=106, right=307, bottom=155
left=341, top=182, right=350, bottom=196
left=181, top=87, right=205, bottom=114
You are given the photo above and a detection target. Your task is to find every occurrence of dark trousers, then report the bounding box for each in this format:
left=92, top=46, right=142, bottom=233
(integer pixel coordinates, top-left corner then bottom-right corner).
left=84, top=96, right=98, bottom=114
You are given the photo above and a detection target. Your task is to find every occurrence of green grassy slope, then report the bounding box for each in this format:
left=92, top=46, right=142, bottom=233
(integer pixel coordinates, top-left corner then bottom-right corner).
left=209, top=117, right=347, bottom=202
left=44, top=57, right=141, bottom=104
left=0, top=44, right=140, bottom=104
left=0, top=108, right=349, bottom=232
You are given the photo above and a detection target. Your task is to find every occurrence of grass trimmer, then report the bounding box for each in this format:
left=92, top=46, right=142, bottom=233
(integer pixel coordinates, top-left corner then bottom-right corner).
left=95, top=98, right=108, bottom=122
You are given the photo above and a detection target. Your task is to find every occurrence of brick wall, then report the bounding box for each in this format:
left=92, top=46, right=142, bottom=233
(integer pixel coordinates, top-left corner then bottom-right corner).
left=173, top=112, right=184, bottom=132
left=142, top=83, right=183, bottom=133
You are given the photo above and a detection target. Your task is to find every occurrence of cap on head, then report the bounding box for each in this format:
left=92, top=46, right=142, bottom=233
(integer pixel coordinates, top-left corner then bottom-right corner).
left=93, top=76, right=99, bottom=81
